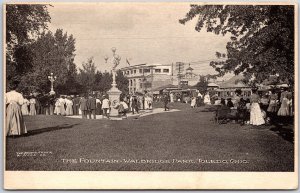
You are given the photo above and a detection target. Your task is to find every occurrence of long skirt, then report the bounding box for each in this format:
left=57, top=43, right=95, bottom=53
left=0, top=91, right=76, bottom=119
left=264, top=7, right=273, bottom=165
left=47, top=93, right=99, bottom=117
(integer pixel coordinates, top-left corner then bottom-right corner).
left=29, top=104, right=36, bottom=115
left=6, top=102, right=27, bottom=136
left=96, top=104, right=102, bottom=115
left=66, top=105, right=73, bottom=116
left=250, top=103, right=265, bottom=126
left=54, top=106, right=60, bottom=115
left=49, top=105, right=54, bottom=115
left=60, top=106, right=66, bottom=116
left=267, top=100, right=278, bottom=113
left=277, top=98, right=290, bottom=116
left=21, top=104, right=29, bottom=115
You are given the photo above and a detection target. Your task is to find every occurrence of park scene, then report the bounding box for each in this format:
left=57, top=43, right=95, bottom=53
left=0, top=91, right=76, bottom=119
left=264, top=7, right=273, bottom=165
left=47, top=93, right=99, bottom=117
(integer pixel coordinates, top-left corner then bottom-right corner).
left=5, top=3, right=295, bottom=171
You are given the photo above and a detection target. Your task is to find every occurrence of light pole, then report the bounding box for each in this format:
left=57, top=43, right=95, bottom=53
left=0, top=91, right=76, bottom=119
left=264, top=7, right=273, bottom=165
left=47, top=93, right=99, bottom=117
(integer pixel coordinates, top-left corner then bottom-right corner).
left=104, top=47, right=122, bottom=119
left=48, top=72, right=57, bottom=95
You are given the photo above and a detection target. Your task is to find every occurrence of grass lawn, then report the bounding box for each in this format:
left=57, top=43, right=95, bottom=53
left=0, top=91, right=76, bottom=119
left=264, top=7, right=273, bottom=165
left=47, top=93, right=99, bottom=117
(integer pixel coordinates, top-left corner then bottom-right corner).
left=6, top=102, right=294, bottom=171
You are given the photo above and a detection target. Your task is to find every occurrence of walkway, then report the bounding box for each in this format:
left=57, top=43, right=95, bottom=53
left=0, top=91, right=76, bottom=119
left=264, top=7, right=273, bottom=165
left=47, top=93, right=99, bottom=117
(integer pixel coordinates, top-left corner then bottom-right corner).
left=65, top=108, right=180, bottom=119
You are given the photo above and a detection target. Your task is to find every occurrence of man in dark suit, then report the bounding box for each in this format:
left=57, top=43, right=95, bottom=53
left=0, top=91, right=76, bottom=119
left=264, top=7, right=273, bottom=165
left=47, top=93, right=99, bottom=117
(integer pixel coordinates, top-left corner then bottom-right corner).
left=87, top=94, right=97, bottom=119
left=79, top=94, right=88, bottom=119
left=163, top=93, right=170, bottom=111
left=73, top=95, right=80, bottom=115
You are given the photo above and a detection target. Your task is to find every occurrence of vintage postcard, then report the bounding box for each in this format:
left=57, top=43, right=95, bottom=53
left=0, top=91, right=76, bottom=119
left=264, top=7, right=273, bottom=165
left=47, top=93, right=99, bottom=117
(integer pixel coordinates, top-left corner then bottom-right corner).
left=3, top=1, right=298, bottom=189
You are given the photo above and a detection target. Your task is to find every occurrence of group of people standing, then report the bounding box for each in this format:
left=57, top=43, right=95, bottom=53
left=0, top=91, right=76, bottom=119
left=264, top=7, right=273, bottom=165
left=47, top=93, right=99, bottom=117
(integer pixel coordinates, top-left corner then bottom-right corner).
left=217, top=87, right=294, bottom=126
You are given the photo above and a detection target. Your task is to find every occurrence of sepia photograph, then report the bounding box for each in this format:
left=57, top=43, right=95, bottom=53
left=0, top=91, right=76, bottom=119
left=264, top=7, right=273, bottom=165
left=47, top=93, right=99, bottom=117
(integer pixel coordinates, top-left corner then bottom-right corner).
left=3, top=2, right=298, bottom=189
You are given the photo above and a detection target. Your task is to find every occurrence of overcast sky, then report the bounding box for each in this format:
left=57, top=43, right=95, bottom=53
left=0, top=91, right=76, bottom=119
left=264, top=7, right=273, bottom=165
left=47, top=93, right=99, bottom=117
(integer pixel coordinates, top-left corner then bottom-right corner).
left=48, top=3, right=231, bottom=77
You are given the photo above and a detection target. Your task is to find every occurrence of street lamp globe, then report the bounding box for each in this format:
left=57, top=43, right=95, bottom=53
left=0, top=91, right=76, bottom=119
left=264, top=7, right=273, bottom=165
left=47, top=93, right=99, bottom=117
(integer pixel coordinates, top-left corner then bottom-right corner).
left=114, top=54, right=121, bottom=61
left=104, top=55, right=109, bottom=63
left=111, top=47, right=117, bottom=54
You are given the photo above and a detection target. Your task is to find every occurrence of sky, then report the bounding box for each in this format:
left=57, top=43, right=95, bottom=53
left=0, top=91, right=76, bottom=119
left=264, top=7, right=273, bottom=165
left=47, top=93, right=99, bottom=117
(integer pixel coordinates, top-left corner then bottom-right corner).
left=47, top=3, right=232, bottom=78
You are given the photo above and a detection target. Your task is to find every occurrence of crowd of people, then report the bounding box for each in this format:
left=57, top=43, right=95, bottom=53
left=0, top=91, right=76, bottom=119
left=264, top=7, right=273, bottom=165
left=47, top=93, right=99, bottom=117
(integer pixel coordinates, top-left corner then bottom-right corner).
left=5, top=78, right=294, bottom=137
left=5, top=84, right=156, bottom=136
left=18, top=93, right=154, bottom=119
left=214, top=87, right=294, bottom=126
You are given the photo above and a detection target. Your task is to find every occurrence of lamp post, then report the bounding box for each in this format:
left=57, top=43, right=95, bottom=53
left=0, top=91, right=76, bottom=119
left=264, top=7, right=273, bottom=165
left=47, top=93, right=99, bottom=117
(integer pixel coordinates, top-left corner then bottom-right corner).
left=105, top=47, right=122, bottom=118
left=48, top=72, right=57, bottom=95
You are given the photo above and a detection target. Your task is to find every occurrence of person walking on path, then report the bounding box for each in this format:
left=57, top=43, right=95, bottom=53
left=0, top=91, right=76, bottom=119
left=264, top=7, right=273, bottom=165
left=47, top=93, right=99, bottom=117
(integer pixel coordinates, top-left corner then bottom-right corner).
left=79, top=95, right=88, bottom=119
left=87, top=94, right=97, bottom=119
left=131, top=95, right=139, bottom=114
left=5, top=83, right=27, bottom=136
left=163, top=93, right=170, bottom=111
left=102, top=95, right=110, bottom=119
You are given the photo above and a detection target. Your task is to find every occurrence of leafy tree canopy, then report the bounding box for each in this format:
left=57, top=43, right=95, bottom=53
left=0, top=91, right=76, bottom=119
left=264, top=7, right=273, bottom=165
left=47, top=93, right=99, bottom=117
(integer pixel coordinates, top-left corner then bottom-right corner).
left=18, top=29, right=77, bottom=94
left=6, top=4, right=50, bottom=48
left=180, top=5, right=294, bottom=86
left=78, top=57, right=97, bottom=93
left=195, top=76, right=208, bottom=94
left=6, top=4, right=51, bottom=89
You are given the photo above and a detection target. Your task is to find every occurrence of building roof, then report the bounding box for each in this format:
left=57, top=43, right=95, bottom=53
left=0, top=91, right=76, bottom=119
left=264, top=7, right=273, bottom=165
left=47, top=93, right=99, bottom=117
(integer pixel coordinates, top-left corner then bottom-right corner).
left=152, top=84, right=178, bottom=91
left=186, top=66, right=193, bottom=71
left=207, top=82, right=219, bottom=87
left=120, top=63, right=171, bottom=70
left=218, top=75, right=250, bottom=88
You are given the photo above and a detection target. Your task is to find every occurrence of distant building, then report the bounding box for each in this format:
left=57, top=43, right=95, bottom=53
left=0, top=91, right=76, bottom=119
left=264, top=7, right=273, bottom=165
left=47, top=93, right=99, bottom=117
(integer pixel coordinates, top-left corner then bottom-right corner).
left=213, top=75, right=252, bottom=98
left=120, top=63, right=200, bottom=93
left=179, top=64, right=200, bottom=88
left=207, top=82, right=219, bottom=90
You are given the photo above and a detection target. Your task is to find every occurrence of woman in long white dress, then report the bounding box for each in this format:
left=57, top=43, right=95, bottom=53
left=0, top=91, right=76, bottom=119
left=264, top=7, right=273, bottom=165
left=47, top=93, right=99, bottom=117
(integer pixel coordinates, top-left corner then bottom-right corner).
left=54, top=98, right=60, bottom=115
left=21, top=97, right=30, bottom=115
left=65, top=97, right=73, bottom=116
left=249, top=88, right=265, bottom=126
left=191, top=97, right=196, bottom=108
left=203, top=92, right=211, bottom=105
left=144, top=95, right=153, bottom=110
left=6, top=85, right=27, bottom=136
left=29, top=97, right=36, bottom=115
left=59, top=96, right=66, bottom=116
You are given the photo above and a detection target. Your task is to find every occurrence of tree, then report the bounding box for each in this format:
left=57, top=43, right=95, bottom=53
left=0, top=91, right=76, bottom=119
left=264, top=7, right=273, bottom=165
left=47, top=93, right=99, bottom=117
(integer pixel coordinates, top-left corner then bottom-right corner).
left=78, top=57, right=97, bottom=93
left=18, top=29, right=77, bottom=94
left=116, top=70, right=129, bottom=94
left=195, top=76, right=208, bottom=94
left=6, top=4, right=51, bottom=89
left=99, top=71, right=113, bottom=92
left=180, top=5, right=294, bottom=86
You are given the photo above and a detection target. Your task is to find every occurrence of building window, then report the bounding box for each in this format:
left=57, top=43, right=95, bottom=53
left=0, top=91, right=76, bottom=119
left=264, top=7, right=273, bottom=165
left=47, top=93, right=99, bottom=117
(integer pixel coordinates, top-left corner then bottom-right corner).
left=134, top=70, right=136, bottom=74
left=139, top=69, right=143, bottom=73
left=127, top=71, right=130, bottom=75
left=163, top=69, right=169, bottom=73
left=130, top=80, right=133, bottom=86
left=155, top=69, right=161, bottom=73
left=131, top=70, right=133, bottom=74
left=144, top=69, right=150, bottom=73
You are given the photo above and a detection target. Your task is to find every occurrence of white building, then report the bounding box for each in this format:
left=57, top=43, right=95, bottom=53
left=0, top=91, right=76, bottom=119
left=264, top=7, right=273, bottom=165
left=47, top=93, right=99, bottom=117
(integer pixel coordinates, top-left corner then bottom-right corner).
left=120, top=63, right=200, bottom=93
